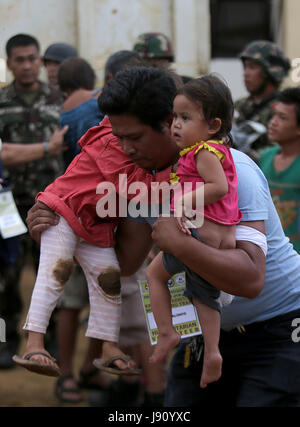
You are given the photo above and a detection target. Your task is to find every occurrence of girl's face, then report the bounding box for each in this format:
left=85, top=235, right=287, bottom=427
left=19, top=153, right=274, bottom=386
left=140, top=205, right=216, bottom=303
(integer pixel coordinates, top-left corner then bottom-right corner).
left=171, top=94, right=212, bottom=149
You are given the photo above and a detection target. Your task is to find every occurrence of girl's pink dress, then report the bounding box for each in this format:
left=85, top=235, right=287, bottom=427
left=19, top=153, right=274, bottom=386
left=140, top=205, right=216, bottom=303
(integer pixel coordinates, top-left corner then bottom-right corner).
left=170, top=140, right=242, bottom=225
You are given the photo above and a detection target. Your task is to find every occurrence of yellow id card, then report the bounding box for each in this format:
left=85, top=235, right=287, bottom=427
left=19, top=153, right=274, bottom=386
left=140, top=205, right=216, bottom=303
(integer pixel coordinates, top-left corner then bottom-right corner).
left=138, top=272, right=202, bottom=345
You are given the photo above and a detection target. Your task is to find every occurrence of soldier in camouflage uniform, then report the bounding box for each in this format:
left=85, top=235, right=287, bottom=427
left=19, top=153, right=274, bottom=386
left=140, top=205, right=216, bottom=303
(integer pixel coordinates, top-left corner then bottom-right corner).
left=0, top=34, right=66, bottom=367
left=133, top=32, right=174, bottom=69
left=233, top=40, right=291, bottom=161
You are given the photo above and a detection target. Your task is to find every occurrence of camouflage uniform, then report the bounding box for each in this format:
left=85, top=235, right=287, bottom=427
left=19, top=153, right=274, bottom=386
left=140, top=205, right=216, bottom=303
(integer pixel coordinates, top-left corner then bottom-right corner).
left=233, top=40, right=291, bottom=160
left=234, top=91, right=279, bottom=153
left=0, top=81, right=63, bottom=208
left=133, top=32, right=174, bottom=62
left=0, top=81, right=63, bottom=360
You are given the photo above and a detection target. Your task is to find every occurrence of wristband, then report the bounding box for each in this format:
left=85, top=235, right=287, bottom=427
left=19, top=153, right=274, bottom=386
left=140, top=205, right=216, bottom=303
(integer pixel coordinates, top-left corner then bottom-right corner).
left=42, top=141, right=50, bottom=157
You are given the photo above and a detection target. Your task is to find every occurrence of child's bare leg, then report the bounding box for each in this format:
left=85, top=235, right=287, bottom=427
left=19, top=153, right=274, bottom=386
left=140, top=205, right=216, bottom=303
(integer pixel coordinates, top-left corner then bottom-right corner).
left=147, top=252, right=180, bottom=364
left=193, top=298, right=222, bottom=388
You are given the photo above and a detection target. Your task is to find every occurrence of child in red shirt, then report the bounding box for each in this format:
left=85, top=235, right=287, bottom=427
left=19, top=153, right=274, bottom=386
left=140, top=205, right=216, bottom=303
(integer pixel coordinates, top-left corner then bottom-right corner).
left=13, top=117, right=169, bottom=377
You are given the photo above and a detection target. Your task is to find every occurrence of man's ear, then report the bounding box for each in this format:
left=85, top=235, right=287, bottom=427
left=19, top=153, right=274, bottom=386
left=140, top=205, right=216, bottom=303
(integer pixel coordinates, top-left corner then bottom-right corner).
left=208, top=118, right=222, bottom=135
left=164, top=113, right=174, bottom=130
left=6, top=58, right=11, bottom=72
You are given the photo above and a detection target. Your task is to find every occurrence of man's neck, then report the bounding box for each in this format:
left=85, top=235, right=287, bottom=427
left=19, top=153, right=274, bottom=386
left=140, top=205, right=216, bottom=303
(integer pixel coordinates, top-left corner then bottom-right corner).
left=14, top=80, right=40, bottom=92
left=251, top=83, right=277, bottom=103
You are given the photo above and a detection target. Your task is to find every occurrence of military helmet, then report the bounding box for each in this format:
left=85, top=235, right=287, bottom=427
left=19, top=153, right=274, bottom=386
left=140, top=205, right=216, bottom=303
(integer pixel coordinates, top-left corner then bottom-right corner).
left=43, top=43, right=78, bottom=63
left=239, top=40, right=291, bottom=84
left=133, top=32, right=174, bottom=61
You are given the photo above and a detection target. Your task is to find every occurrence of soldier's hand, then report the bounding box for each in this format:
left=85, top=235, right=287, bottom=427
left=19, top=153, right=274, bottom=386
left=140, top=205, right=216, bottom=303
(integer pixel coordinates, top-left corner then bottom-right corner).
left=48, top=125, right=69, bottom=156
left=26, top=201, right=59, bottom=244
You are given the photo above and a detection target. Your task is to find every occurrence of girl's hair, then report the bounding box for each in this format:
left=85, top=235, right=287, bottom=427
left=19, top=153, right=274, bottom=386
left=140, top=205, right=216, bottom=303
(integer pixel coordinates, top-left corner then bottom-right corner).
left=177, top=74, right=234, bottom=145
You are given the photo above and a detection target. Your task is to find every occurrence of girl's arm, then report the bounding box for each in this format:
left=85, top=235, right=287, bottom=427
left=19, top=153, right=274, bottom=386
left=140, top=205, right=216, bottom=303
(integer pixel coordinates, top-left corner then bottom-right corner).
left=191, top=148, right=228, bottom=207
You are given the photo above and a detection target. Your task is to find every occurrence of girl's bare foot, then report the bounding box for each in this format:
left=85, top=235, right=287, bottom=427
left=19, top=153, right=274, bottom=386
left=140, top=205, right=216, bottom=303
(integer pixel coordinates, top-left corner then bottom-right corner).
left=13, top=346, right=60, bottom=376
left=149, top=331, right=180, bottom=364
left=200, top=351, right=222, bottom=388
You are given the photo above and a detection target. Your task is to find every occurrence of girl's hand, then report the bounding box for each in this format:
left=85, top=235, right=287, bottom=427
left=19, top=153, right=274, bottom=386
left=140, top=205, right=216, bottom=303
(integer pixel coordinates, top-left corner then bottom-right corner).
left=176, top=216, right=192, bottom=235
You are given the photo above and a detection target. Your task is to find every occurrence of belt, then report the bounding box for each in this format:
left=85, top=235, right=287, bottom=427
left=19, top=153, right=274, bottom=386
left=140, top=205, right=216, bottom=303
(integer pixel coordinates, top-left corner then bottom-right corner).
left=234, top=308, right=300, bottom=335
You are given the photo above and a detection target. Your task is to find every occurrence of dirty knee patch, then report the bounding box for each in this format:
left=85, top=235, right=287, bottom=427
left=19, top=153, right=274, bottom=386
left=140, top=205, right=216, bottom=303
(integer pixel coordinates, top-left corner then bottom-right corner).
left=52, top=259, right=74, bottom=285
left=98, top=267, right=121, bottom=296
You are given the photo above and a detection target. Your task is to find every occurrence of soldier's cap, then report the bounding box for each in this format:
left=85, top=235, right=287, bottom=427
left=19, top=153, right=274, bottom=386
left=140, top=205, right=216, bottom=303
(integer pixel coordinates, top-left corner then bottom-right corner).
left=43, top=43, right=78, bottom=63
left=239, top=40, right=291, bottom=84
left=133, top=32, right=174, bottom=61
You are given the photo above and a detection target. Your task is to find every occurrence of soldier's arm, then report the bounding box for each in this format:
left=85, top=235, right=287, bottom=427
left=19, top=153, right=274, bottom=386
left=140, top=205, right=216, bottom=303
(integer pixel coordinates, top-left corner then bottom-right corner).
left=0, top=126, right=69, bottom=166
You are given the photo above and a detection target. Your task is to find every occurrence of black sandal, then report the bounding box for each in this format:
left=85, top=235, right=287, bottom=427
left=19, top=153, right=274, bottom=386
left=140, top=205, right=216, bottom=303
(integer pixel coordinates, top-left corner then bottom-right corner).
left=78, top=368, right=110, bottom=391
left=55, top=374, right=83, bottom=404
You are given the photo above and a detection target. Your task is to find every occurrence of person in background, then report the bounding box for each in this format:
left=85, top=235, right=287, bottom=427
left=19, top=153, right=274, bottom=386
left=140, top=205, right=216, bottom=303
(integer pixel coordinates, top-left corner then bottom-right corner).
left=233, top=40, right=291, bottom=161
left=43, top=42, right=78, bottom=88
left=133, top=32, right=175, bottom=70
left=259, top=87, right=300, bottom=253
left=0, top=141, right=22, bottom=364
left=0, top=33, right=67, bottom=369
left=58, top=57, right=104, bottom=168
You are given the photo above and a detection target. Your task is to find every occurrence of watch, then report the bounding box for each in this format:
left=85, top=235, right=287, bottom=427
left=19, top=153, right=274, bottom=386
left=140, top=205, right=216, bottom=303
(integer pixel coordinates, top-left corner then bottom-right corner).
left=42, top=141, right=50, bottom=157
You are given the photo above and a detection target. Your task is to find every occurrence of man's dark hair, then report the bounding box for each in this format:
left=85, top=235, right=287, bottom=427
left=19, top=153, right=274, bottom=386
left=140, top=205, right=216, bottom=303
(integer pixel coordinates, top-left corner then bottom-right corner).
left=6, top=34, right=40, bottom=58
left=99, top=66, right=177, bottom=132
left=104, top=50, right=143, bottom=84
left=58, top=57, right=96, bottom=92
left=178, top=74, right=234, bottom=145
left=277, top=87, right=300, bottom=127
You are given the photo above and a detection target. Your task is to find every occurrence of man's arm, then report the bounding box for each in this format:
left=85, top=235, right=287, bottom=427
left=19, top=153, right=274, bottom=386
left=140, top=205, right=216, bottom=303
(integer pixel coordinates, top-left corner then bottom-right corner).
left=151, top=216, right=266, bottom=299
left=115, top=217, right=153, bottom=276
left=1, top=126, right=68, bottom=166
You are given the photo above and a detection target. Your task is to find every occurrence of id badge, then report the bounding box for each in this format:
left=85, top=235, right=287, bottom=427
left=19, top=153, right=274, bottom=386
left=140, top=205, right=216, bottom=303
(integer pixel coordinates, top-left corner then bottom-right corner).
left=0, top=188, right=27, bottom=239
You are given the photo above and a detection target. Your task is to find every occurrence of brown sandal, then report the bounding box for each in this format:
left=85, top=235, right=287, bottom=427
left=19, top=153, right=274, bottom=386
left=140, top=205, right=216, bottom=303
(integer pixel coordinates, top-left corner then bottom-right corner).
left=13, top=351, right=61, bottom=377
left=93, top=355, right=142, bottom=376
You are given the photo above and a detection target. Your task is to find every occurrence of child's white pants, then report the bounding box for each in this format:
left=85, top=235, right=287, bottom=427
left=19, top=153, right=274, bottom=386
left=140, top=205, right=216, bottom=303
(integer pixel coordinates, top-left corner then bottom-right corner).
left=24, top=216, right=121, bottom=342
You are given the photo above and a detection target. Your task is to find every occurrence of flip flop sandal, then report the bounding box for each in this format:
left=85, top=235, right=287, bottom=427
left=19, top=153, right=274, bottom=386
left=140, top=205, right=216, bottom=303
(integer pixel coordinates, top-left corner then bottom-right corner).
left=93, top=355, right=142, bottom=376
left=55, top=375, right=83, bottom=404
left=12, top=351, right=61, bottom=377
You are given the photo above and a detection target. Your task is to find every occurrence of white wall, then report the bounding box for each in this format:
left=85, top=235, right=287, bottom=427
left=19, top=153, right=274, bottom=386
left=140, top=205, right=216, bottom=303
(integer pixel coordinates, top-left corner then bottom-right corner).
left=0, top=0, right=211, bottom=86
left=77, top=0, right=173, bottom=83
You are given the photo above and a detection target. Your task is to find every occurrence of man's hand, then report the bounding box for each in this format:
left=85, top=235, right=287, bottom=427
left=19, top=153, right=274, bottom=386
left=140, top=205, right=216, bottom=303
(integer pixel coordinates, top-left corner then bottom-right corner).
left=152, top=216, right=191, bottom=254
left=48, top=125, right=69, bottom=156
left=26, top=201, right=59, bottom=244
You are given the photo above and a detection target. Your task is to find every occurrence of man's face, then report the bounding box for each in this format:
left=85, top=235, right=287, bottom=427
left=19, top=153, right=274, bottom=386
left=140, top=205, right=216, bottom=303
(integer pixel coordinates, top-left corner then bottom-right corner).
left=243, top=59, right=266, bottom=94
left=44, top=60, right=61, bottom=85
left=268, top=102, right=300, bottom=144
left=109, top=113, right=178, bottom=170
left=7, top=45, right=42, bottom=89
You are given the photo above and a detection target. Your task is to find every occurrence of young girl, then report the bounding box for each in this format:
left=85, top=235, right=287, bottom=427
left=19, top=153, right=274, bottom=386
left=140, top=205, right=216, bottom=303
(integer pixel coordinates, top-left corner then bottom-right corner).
left=146, top=75, right=242, bottom=389
left=12, top=116, right=169, bottom=377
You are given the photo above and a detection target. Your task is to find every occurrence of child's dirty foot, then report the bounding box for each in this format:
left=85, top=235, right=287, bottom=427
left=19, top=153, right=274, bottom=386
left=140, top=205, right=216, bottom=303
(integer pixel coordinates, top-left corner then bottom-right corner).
left=149, top=331, right=180, bottom=364
left=93, top=341, right=141, bottom=376
left=200, top=351, right=222, bottom=388
left=13, top=348, right=60, bottom=377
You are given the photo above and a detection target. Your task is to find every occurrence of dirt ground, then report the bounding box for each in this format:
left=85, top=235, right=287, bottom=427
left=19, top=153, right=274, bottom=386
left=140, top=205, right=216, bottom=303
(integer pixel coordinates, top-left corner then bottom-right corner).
left=0, top=264, right=91, bottom=407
